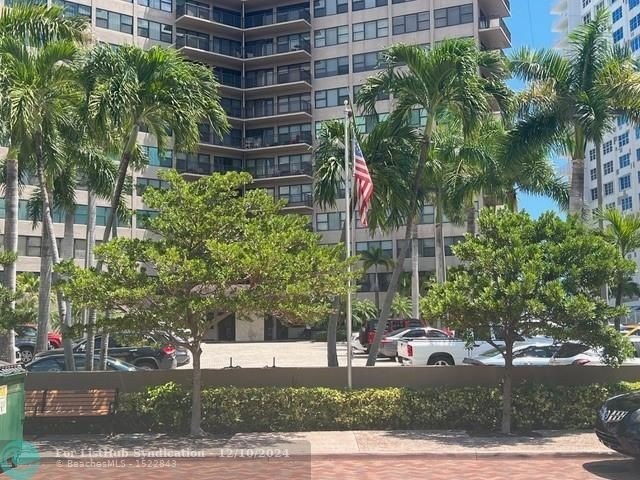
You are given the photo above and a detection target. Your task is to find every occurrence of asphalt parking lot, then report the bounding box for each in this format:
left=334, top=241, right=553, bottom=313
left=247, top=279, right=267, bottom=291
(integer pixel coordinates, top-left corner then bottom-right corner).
left=180, top=341, right=399, bottom=369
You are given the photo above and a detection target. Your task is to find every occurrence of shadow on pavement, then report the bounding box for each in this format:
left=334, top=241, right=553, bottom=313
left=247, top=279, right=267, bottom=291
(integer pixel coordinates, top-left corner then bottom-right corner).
left=379, top=430, right=561, bottom=449
left=582, top=458, right=640, bottom=479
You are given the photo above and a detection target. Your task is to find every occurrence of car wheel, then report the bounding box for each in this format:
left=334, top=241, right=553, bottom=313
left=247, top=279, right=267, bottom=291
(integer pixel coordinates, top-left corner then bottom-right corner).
left=428, top=354, right=454, bottom=366
left=19, top=347, right=34, bottom=364
left=136, top=361, right=157, bottom=370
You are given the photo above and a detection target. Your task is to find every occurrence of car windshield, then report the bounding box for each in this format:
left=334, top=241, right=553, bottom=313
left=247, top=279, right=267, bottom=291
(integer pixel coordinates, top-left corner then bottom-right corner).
left=479, top=347, right=504, bottom=358
left=386, top=328, right=409, bottom=337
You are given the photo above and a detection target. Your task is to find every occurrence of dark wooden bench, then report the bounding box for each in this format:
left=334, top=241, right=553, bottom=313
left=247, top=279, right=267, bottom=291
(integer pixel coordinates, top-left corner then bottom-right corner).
left=24, top=389, right=118, bottom=418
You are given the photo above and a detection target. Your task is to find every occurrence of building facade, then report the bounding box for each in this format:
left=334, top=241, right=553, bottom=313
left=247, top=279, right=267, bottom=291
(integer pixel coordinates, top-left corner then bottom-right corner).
left=0, top=0, right=511, bottom=340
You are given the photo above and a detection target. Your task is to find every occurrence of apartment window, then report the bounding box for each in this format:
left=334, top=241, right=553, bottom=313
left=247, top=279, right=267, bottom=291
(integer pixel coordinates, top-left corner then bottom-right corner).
left=622, top=196, right=633, bottom=211
left=632, top=35, right=640, bottom=52
left=353, top=84, right=389, bottom=101
left=420, top=205, right=435, bottom=224
left=356, top=240, right=393, bottom=258
left=96, top=9, right=133, bottom=34
left=589, top=148, right=597, bottom=162
left=136, top=209, right=159, bottom=229
left=352, top=0, right=387, bottom=11
left=619, top=131, right=630, bottom=147
left=18, top=236, right=42, bottom=257
left=353, top=19, right=388, bottom=41
left=73, top=239, right=86, bottom=260
left=583, top=13, right=592, bottom=24
left=54, top=1, right=91, bottom=19
left=313, top=0, right=348, bottom=17
left=278, top=93, right=311, bottom=114
left=142, top=146, right=173, bottom=168
left=612, top=7, right=623, bottom=23
left=393, top=12, right=430, bottom=35
left=590, top=187, right=598, bottom=201
left=278, top=184, right=312, bottom=204
left=409, top=108, right=427, bottom=128
left=582, top=0, right=591, bottom=7
left=620, top=153, right=631, bottom=168
left=392, top=0, right=414, bottom=3
left=352, top=51, right=382, bottom=73
left=444, top=236, right=465, bottom=256
left=277, top=154, right=312, bottom=174
left=315, top=87, right=349, bottom=108
left=590, top=168, right=597, bottom=181
left=434, top=4, right=473, bottom=28
left=620, top=174, right=631, bottom=190
left=603, top=160, right=614, bottom=175
left=613, top=27, right=624, bottom=43
left=632, top=13, right=640, bottom=31
left=277, top=123, right=311, bottom=143
left=316, top=212, right=345, bottom=231
left=632, top=0, right=640, bottom=10
left=138, top=19, right=173, bottom=43
left=356, top=113, right=388, bottom=134
left=136, top=177, right=169, bottom=196
left=138, top=0, right=172, bottom=12
left=315, top=56, right=349, bottom=78
left=605, top=182, right=614, bottom=195
left=603, top=140, right=613, bottom=154
left=617, top=115, right=628, bottom=127
left=314, top=25, right=349, bottom=47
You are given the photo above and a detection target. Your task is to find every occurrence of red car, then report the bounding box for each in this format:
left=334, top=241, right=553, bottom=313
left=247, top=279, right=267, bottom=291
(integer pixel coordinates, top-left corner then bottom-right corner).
left=15, top=325, right=62, bottom=363
left=358, top=318, right=425, bottom=353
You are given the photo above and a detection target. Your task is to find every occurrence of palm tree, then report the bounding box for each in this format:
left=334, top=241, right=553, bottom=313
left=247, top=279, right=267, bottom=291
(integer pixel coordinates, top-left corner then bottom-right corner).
left=0, top=4, right=87, bottom=363
left=314, top=118, right=416, bottom=366
left=360, top=247, right=395, bottom=311
left=357, top=40, right=510, bottom=366
left=510, top=8, right=640, bottom=218
left=83, top=44, right=229, bottom=264
left=598, top=208, right=640, bottom=330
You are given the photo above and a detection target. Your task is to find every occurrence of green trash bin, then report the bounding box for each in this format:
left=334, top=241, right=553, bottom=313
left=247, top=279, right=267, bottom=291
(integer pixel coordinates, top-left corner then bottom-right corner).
left=0, top=363, right=26, bottom=469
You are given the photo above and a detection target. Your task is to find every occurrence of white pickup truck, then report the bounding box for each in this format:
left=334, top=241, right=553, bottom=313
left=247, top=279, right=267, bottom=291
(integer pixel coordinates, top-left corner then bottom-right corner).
left=397, top=333, right=554, bottom=366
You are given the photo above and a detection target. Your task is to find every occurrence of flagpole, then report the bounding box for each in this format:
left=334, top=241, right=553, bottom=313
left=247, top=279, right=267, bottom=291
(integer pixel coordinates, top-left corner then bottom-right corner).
left=344, top=100, right=353, bottom=390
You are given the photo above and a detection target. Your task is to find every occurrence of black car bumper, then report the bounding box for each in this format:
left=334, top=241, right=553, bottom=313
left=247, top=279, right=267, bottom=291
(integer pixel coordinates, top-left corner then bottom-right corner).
left=596, top=414, right=640, bottom=457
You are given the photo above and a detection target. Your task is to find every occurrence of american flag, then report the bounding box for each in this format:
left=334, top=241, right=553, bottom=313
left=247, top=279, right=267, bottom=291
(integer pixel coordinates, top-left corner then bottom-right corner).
left=353, top=140, right=374, bottom=227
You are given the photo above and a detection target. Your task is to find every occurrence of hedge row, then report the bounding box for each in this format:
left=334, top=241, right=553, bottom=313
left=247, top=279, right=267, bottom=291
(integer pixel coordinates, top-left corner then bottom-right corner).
left=115, top=381, right=640, bottom=434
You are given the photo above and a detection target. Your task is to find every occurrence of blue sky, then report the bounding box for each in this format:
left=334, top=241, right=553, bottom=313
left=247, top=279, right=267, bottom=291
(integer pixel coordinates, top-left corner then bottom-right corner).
left=507, top=0, right=563, bottom=217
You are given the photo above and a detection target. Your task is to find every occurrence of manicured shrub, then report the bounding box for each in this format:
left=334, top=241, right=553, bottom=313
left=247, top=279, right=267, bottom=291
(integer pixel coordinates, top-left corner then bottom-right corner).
left=118, top=381, right=640, bottom=434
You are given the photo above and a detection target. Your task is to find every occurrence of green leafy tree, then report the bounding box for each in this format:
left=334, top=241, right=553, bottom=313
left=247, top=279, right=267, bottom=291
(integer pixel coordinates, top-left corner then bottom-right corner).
left=422, top=209, right=634, bottom=434
left=390, top=295, right=412, bottom=319
left=357, top=40, right=510, bottom=366
left=360, top=247, right=395, bottom=311
left=510, top=9, right=640, bottom=217
left=0, top=3, right=87, bottom=363
left=63, top=171, right=355, bottom=436
left=598, top=208, right=640, bottom=329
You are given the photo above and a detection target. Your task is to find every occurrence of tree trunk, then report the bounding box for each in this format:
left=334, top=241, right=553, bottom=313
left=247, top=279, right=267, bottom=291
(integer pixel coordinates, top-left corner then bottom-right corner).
left=366, top=116, right=435, bottom=366
left=569, top=149, right=586, bottom=218
left=411, top=223, right=420, bottom=319
left=2, top=157, right=18, bottom=363
left=61, top=209, right=74, bottom=345
left=36, top=228, right=52, bottom=354
left=34, top=137, right=75, bottom=370
left=374, top=265, right=380, bottom=312
left=96, top=126, right=139, bottom=273
left=595, top=141, right=604, bottom=229
left=615, top=273, right=624, bottom=332
left=434, top=190, right=446, bottom=284
left=501, top=338, right=514, bottom=435
left=85, top=191, right=97, bottom=370
left=99, top=330, right=109, bottom=371
left=190, top=341, right=206, bottom=436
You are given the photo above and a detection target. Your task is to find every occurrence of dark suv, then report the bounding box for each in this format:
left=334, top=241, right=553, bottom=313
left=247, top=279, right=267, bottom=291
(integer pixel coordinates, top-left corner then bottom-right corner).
left=36, top=333, right=177, bottom=370
left=596, top=390, right=640, bottom=459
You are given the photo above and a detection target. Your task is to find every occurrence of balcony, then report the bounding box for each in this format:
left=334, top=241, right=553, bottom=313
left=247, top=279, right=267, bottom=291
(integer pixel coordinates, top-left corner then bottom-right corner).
left=279, top=193, right=314, bottom=210
left=478, top=0, right=510, bottom=18
left=175, top=35, right=242, bottom=67
left=478, top=17, right=511, bottom=50
left=199, top=128, right=244, bottom=151
left=248, top=162, right=313, bottom=180
left=245, top=70, right=312, bottom=95
left=245, top=101, right=312, bottom=125
left=175, top=3, right=242, bottom=37
left=244, top=131, right=312, bottom=150
left=244, top=9, right=311, bottom=39
left=244, top=39, right=311, bottom=67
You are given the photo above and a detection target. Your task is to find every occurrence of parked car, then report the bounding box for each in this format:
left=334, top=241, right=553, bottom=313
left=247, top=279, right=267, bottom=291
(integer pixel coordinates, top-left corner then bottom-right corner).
left=36, top=333, right=177, bottom=370
left=398, top=327, right=554, bottom=366
left=596, top=390, right=640, bottom=459
left=358, top=318, right=424, bottom=353
left=379, top=327, right=451, bottom=360
left=463, top=344, right=560, bottom=366
left=549, top=342, right=640, bottom=366
left=26, top=353, right=137, bottom=372
left=14, top=324, right=62, bottom=363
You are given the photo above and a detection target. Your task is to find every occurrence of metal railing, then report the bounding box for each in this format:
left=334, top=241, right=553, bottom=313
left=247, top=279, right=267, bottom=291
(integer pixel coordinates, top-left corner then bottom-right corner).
left=244, top=131, right=313, bottom=148
left=175, top=35, right=242, bottom=58
left=248, top=163, right=313, bottom=179
left=280, top=193, right=313, bottom=207
left=245, top=39, right=310, bottom=58
left=245, top=70, right=311, bottom=88
left=176, top=3, right=242, bottom=28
